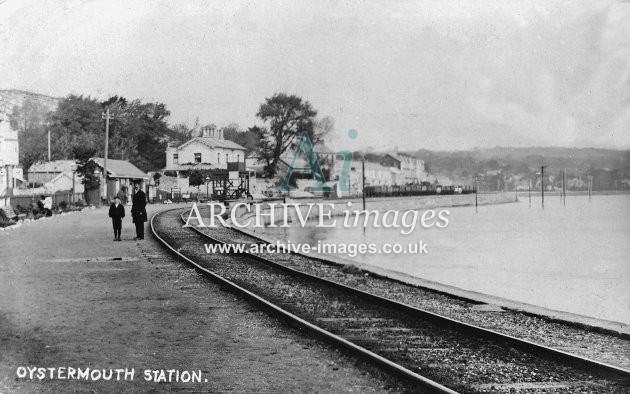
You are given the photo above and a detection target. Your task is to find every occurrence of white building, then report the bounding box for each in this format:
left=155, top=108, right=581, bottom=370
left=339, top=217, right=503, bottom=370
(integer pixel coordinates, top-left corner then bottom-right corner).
left=363, top=161, right=398, bottom=186
left=380, top=153, right=427, bottom=185
left=164, top=125, right=247, bottom=192
left=28, top=160, right=77, bottom=184
left=166, top=126, right=246, bottom=170
left=0, top=113, right=21, bottom=205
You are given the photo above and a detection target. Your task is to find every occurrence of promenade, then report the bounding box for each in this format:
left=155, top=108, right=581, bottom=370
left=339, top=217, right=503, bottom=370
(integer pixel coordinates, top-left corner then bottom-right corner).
left=0, top=204, right=396, bottom=392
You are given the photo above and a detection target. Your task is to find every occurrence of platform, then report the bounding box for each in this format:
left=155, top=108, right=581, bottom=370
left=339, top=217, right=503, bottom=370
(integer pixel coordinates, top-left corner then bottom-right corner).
left=0, top=204, right=398, bottom=392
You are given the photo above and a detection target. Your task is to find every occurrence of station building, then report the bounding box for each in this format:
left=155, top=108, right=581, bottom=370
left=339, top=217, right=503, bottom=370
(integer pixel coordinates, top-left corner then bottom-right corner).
left=164, top=125, right=247, bottom=192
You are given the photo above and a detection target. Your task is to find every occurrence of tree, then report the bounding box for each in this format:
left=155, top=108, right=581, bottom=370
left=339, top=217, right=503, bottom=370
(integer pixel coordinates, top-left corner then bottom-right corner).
left=170, top=118, right=199, bottom=145
left=47, top=95, right=104, bottom=160
left=9, top=99, right=52, bottom=170
left=73, top=145, right=100, bottom=203
left=313, top=116, right=334, bottom=144
left=254, top=93, right=318, bottom=177
left=43, top=94, right=176, bottom=172
left=110, top=99, right=172, bottom=171
left=188, top=169, right=204, bottom=193
left=222, top=123, right=261, bottom=156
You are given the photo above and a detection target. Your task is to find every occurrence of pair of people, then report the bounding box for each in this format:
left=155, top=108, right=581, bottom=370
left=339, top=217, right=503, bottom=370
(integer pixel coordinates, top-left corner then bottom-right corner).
left=37, top=195, right=52, bottom=217
left=108, top=182, right=147, bottom=241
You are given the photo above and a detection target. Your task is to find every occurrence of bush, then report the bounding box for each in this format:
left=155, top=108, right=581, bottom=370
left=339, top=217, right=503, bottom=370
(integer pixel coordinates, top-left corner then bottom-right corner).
left=0, top=217, right=15, bottom=228
left=16, top=205, right=31, bottom=214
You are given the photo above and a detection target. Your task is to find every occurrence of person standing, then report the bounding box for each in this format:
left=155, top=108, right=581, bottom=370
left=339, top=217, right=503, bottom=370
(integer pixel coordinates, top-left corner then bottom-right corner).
left=108, top=196, right=125, bottom=241
left=131, top=181, right=147, bottom=240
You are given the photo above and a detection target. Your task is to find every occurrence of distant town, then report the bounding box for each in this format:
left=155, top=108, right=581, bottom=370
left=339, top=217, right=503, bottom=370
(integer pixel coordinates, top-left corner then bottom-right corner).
left=1, top=88, right=629, bottom=207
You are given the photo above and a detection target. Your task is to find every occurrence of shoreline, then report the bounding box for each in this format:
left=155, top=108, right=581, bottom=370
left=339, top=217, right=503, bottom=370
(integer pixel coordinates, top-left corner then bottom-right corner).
left=232, top=192, right=518, bottom=226
left=230, top=209, right=630, bottom=338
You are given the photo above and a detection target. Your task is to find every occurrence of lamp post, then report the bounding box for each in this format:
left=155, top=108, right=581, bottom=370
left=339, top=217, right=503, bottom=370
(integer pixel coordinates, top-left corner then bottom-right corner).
left=101, top=107, right=114, bottom=200
left=540, top=166, right=547, bottom=209
left=94, top=169, right=101, bottom=207
left=71, top=163, right=77, bottom=204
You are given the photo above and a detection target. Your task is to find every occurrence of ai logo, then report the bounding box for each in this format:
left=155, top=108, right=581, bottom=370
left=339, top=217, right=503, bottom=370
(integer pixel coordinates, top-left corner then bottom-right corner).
left=276, top=131, right=356, bottom=193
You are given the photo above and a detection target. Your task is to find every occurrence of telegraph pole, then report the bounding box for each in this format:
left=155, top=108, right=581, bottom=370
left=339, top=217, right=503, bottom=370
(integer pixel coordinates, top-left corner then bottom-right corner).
left=540, top=166, right=547, bottom=209
left=362, top=157, right=366, bottom=210
left=48, top=130, right=51, bottom=160
left=587, top=175, right=593, bottom=202
left=475, top=177, right=479, bottom=213
left=101, top=108, right=113, bottom=200
left=528, top=179, right=531, bottom=208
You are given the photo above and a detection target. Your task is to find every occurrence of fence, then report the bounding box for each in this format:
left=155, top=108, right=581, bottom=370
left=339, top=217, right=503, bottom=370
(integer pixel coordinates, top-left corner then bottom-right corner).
left=9, top=191, right=84, bottom=210
left=152, top=189, right=203, bottom=204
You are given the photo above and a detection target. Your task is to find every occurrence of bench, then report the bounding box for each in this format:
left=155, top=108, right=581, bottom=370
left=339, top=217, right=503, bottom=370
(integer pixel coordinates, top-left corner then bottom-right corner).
left=1, top=206, right=27, bottom=222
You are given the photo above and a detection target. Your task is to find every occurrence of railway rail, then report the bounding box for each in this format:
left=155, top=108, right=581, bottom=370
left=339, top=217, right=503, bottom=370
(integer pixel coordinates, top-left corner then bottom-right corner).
left=151, top=207, right=630, bottom=393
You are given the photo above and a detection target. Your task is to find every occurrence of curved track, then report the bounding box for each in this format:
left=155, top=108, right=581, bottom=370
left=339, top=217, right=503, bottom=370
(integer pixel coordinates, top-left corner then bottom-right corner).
left=151, top=207, right=630, bottom=393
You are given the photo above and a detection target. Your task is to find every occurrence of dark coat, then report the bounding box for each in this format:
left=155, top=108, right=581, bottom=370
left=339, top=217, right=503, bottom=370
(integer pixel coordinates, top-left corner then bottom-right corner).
left=131, top=189, right=147, bottom=223
left=109, top=203, right=125, bottom=220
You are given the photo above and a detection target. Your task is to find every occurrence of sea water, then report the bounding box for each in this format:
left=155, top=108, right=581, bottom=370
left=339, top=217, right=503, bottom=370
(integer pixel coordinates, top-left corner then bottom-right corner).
left=260, top=195, right=630, bottom=325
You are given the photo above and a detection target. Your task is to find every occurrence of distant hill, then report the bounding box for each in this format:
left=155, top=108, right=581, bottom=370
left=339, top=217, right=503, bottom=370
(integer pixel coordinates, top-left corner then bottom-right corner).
left=411, top=147, right=630, bottom=173
left=0, top=89, right=60, bottom=115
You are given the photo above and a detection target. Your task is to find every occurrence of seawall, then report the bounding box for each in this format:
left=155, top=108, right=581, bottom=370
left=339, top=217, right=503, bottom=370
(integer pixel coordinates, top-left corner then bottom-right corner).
left=231, top=192, right=517, bottom=226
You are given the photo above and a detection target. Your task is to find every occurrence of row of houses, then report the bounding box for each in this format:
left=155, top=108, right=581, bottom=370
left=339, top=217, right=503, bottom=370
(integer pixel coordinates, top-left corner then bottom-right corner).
left=2, top=110, right=428, bottom=203
left=25, top=158, right=149, bottom=201
left=163, top=127, right=428, bottom=192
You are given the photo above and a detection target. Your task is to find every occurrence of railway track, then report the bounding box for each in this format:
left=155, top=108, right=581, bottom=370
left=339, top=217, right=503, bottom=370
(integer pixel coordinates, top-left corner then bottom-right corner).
left=151, top=207, right=630, bottom=393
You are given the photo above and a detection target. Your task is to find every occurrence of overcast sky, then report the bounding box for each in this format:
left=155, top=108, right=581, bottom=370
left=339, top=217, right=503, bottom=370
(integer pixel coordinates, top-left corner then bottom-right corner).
left=1, top=0, right=629, bottom=151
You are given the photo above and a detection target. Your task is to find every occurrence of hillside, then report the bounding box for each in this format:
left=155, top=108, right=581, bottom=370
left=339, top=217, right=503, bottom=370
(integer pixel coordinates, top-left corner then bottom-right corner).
left=0, top=89, right=60, bottom=115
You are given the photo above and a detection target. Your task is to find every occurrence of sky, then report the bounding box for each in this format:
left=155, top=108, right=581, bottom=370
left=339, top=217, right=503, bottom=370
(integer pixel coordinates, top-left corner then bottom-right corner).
left=1, top=0, right=629, bottom=152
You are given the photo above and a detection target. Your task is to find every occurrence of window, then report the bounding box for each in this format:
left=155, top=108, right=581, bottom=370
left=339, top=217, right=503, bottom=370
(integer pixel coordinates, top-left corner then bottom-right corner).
left=194, top=153, right=201, bottom=163
left=173, top=153, right=178, bottom=164
left=217, top=153, right=221, bottom=163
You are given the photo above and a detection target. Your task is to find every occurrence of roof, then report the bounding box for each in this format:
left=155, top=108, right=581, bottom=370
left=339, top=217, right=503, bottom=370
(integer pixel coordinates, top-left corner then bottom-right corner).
left=385, top=152, right=418, bottom=163
left=177, top=137, right=246, bottom=151
left=363, top=161, right=392, bottom=171
left=91, top=158, right=148, bottom=179
left=29, top=160, right=77, bottom=173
